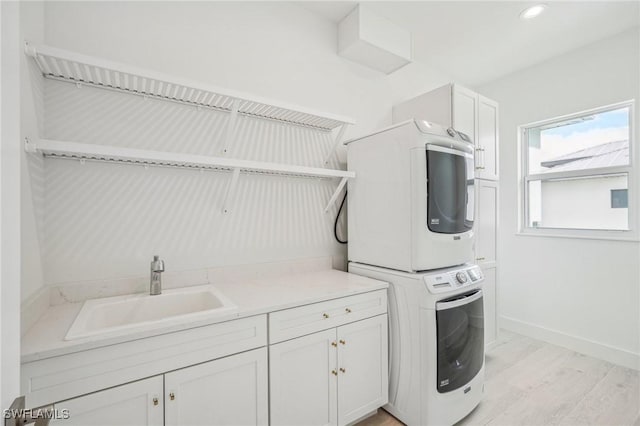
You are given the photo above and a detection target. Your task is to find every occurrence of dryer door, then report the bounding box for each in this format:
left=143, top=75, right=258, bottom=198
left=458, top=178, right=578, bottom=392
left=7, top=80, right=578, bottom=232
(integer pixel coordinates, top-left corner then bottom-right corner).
left=426, top=145, right=475, bottom=234
left=435, top=289, right=484, bottom=393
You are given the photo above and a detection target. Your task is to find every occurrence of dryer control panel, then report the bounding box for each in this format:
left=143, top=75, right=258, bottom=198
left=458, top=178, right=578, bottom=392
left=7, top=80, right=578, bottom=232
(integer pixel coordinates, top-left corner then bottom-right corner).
left=423, top=264, right=484, bottom=294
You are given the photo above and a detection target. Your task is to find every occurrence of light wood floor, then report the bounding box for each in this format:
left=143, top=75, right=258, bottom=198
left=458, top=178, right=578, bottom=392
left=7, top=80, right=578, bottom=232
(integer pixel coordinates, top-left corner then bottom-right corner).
left=357, top=331, right=640, bottom=426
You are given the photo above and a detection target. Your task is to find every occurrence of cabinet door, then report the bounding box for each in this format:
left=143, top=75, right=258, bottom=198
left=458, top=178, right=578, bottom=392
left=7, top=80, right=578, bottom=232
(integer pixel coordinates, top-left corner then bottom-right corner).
left=336, top=315, right=388, bottom=426
left=165, top=347, right=268, bottom=426
left=50, top=376, right=163, bottom=426
left=478, top=96, right=499, bottom=180
left=483, top=267, right=498, bottom=347
left=475, top=179, right=498, bottom=268
left=452, top=84, right=478, bottom=144
left=270, top=328, right=338, bottom=426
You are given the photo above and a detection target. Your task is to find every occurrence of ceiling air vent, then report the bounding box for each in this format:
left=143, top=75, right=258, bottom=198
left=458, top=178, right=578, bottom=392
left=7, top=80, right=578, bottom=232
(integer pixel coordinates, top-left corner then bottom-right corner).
left=338, top=5, right=412, bottom=74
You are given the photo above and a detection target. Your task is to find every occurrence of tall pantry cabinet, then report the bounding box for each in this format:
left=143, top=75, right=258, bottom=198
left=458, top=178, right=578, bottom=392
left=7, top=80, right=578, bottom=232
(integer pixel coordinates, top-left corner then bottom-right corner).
left=393, top=83, right=500, bottom=348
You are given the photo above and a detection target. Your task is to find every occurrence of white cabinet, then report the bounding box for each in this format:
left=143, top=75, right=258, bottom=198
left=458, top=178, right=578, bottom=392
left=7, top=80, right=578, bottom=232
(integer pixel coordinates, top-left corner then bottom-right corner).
left=475, top=179, right=498, bottom=268
left=53, top=349, right=268, bottom=426
left=270, top=314, right=388, bottom=426
left=336, top=314, right=388, bottom=425
left=477, top=96, right=499, bottom=180
left=270, top=329, right=338, bottom=426
left=475, top=180, right=498, bottom=348
left=165, top=347, right=268, bottom=426
left=23, top=315, right=267, bottom=408
left=482, top=267, right=497, bottom=348
left=393, top=83, right=499, bottom=181
left=51, top=376, right=163, bottom=426
left=28, top=287, right=389, bottom=426
left=452, top=84, right=478, bottom=140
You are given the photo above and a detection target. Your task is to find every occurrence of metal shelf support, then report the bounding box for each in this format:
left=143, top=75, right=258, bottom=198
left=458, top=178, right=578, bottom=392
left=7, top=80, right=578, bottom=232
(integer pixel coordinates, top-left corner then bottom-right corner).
left=323, top=124, right=348, bottom=166
left=221, top=99, right=240, bottom=155
left=222, top=168, right=241, bottom=214
left=324, top=176, right=348, bottom=213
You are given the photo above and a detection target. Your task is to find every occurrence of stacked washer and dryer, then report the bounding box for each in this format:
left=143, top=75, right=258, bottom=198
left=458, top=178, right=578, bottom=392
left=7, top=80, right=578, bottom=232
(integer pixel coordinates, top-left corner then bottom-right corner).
left=346, top=120, right=485, bottom=426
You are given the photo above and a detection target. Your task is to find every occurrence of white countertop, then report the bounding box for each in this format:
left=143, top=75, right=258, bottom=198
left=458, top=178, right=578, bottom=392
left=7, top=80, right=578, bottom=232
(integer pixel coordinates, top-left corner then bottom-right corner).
left=21, top=269, right=388, bottom=363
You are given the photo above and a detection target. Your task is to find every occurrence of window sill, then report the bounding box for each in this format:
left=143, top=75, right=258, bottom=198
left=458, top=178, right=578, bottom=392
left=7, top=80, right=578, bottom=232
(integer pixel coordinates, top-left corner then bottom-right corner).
left=516, top=230, right=639, bottom=243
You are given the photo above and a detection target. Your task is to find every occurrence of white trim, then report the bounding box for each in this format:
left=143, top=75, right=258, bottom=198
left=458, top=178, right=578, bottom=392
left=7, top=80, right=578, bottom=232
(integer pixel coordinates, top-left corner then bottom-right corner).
left=521, top=100, right=635, bottom=128
left=500, top=316, right=640, bottom=371
left=518, top=100, right=637, bottom=240
left=1, top=0, right=23, bottom=409
left=515, top=230, right=639, bottom=243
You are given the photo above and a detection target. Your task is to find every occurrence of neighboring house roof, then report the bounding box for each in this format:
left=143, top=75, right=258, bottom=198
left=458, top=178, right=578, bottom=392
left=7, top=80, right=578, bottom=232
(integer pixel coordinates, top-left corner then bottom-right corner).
left=541, top=139, right=629, bottom=172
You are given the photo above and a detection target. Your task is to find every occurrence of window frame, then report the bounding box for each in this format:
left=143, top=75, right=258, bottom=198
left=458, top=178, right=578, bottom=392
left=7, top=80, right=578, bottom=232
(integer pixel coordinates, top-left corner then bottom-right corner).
left=518, top=100, right=637, bottom=241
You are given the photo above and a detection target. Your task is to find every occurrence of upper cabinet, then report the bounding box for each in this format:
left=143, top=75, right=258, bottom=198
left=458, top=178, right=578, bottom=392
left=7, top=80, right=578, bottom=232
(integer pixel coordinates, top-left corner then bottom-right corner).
left=452, top=84, right=478, bottom=140
left=393, top=83, right=499, bottom=181
left=477, top=95, right=499, bottom=180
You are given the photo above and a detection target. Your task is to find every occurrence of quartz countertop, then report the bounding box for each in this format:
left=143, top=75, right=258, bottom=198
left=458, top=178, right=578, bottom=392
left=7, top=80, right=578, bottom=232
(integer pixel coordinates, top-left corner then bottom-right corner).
left=21, top=269, right=388, bottom=363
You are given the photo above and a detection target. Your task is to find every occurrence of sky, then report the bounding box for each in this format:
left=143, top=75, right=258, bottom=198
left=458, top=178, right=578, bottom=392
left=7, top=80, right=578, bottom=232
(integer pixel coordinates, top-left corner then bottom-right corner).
left=543, top=107, right=629, bottom=138
left=531, top=106, right=630, bottom=171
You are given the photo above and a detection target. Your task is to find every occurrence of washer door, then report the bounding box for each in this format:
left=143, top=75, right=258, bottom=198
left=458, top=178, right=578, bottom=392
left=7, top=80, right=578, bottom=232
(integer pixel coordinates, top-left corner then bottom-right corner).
left=435, top=290, right=484, bottom=393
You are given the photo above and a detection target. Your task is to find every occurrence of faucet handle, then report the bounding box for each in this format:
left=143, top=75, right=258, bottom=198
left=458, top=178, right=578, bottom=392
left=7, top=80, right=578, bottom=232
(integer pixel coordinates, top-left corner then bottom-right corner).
left=151, top=255, right=165, bottom=272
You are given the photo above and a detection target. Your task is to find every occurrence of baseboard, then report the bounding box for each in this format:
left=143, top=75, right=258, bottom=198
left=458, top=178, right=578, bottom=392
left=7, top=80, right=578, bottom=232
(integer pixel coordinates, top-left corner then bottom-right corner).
left=500, top=315, right=640, bottom=370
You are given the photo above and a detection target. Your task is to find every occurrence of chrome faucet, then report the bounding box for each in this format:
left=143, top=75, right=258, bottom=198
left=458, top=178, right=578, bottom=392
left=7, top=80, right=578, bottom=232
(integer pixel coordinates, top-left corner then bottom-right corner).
left=150, top=255, right=165, bottom=296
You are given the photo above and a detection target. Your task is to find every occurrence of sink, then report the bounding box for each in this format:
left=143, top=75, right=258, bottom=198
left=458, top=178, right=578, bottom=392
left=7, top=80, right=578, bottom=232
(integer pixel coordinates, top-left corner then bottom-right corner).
left=65, top=285, right=237, bottom=341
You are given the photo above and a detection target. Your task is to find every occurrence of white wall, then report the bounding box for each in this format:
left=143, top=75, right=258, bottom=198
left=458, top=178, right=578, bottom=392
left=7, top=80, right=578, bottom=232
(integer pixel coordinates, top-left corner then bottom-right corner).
left=479, top=28, right=640, bottom=369
left=32, top=2, right=453, bottom=286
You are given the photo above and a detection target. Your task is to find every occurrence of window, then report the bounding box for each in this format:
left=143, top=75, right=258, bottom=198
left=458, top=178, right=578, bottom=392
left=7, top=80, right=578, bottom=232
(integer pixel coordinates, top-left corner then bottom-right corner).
left=521, top=102, right=634, bottom=235
left=611, top=189, right=628, bottom=209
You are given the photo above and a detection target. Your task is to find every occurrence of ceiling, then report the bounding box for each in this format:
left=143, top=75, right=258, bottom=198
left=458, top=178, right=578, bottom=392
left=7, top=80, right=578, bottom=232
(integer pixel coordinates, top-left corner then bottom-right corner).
left=298, top=1, right=640, bottom=87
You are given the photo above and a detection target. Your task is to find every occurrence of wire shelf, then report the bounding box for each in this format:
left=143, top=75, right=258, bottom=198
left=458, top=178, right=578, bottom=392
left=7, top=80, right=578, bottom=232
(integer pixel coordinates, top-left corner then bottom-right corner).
left=26, top=43, right=355, bottom=131
left=27, top=139, right=355, bottom=180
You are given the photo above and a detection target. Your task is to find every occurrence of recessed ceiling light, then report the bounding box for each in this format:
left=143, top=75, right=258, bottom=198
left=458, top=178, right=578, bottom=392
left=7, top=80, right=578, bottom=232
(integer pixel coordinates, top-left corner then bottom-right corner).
left=520, top=4, right=547, bottom=20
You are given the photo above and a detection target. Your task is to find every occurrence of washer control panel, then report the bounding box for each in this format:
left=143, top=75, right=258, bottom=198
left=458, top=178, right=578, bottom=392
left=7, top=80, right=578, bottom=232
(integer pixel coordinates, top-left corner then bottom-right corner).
left=423, top=264, right=484, bottom=294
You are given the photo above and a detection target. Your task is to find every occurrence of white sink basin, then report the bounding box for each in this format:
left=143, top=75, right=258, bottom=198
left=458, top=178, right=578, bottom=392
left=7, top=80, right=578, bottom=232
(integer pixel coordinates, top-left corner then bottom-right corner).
left=65, top=285, right=237, bottom=341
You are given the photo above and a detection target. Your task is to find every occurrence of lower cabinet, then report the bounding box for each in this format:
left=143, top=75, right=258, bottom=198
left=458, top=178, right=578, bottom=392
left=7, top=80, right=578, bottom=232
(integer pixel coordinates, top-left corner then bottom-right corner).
left=336, top=315, right=388, bottom=425
left=51, top=376, right=164, bottom=426
left=165, top=347, right=268, bottom=426
left=269, top=314, right=388, bottom=426
left=40, top=290, right=389, bottom=426
left=270, top=328, right=338, bottom=426
left=51, top=348, right=268, bottom=426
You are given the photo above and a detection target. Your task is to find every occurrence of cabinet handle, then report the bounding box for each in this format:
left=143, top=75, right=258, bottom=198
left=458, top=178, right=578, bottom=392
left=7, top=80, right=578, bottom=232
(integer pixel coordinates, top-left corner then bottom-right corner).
left=169, top=392, right=175, bottom=401
left=331, top=370, right=338, bottom=376
left=323, top=313, right=329, bottom=319
left=339, top=368, right=346, bottom=373
left=345, top=308, right=352, bottom=313
left=331, top=341, right=337, bottom=347
left=475, top=146, right=486, bottom=170
left=476, top=257, right=485, bottom=261
left=152, top=397, right=159, bottom=406
left=339, top=339, right=346, bottom=345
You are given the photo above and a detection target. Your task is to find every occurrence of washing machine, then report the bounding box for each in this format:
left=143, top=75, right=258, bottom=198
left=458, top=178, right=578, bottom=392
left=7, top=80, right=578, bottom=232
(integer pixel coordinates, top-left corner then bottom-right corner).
left=349, top=262, right=485, bottom=426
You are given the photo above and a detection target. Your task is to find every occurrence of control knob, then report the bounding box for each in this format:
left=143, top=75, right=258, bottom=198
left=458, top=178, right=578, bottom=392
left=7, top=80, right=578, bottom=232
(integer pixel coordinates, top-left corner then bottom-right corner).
left=447, top=127, right=457, bottom=137
left=455, top=272, right=468, bottom=284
